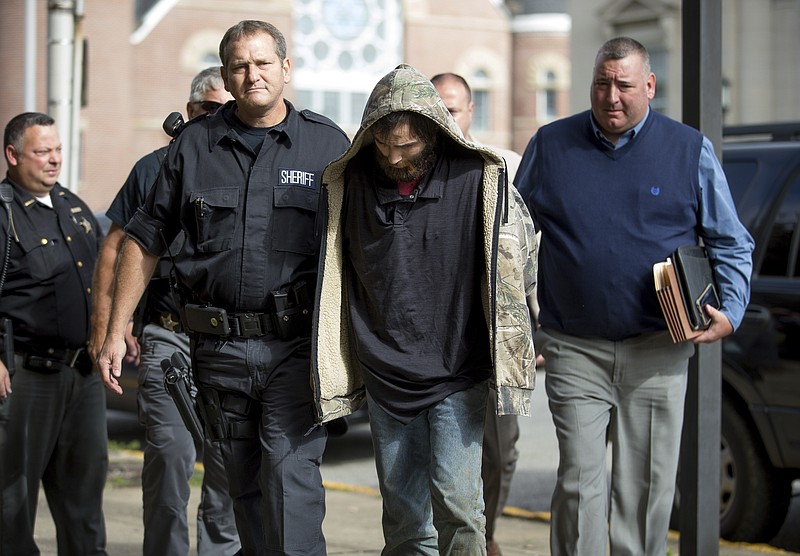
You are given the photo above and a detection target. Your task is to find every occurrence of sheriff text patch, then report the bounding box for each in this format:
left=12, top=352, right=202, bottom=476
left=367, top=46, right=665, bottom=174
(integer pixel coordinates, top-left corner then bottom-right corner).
left=279, top=168, right=317, bottom=189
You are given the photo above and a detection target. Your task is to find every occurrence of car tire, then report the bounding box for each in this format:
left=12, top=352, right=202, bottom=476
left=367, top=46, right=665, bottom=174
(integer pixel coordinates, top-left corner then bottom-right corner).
left=719, top=398, right=792, bottom=542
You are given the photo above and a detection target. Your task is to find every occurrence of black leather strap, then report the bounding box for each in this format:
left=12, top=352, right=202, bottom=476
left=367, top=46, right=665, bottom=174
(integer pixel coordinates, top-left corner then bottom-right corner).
left=17, top=346, right=89, bottom=373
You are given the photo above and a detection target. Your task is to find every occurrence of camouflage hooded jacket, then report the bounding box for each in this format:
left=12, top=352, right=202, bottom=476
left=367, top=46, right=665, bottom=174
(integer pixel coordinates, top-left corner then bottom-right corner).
left=311, top=64, right=538, bottom=424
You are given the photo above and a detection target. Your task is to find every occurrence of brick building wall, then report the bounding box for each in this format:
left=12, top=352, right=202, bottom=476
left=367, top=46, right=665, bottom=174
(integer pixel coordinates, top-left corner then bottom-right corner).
left=0, top=0, right=563, bottom=210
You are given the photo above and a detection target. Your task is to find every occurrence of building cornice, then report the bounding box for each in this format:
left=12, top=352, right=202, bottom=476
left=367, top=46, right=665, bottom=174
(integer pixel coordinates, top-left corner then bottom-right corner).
left=512, top=13, right=571, bottom=34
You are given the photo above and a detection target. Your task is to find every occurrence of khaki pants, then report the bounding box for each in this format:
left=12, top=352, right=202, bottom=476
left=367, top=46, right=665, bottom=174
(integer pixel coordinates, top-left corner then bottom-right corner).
left=539, top=328, right=693, bottom=556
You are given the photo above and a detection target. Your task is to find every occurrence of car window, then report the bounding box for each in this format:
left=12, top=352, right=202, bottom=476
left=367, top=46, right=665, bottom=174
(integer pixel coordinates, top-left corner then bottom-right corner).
left=760, top=175, right=800, bottom=277
left=723, top=159, right=758, bottom=204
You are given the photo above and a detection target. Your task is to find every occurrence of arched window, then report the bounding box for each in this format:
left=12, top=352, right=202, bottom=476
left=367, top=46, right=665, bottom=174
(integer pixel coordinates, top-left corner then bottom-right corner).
left=201, top=52, right=219, bottom=67
left=292, top=0, right=402, bottom=130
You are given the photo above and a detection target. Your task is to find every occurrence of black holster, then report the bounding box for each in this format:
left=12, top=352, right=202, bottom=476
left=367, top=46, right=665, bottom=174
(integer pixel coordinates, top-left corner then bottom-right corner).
left=269, top=280, right=312, bottom=340
left=1, top=318, right=14, bottom=378
left=162, top=352, right=205, bottom=445
left=196, top=387, right=228, bottom=442
left=195, top=387, right=258, bottom=441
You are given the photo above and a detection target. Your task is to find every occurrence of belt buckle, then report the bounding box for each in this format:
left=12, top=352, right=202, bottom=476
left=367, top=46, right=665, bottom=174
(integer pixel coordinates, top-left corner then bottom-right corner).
left=160, top=312, right=180, bottom=332
left=239, top=313, right=263, bottom=337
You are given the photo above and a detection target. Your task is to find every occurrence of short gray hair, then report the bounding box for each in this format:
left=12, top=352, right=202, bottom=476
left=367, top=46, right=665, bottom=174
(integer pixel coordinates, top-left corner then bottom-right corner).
left=188, top=66, right=225, bottom=103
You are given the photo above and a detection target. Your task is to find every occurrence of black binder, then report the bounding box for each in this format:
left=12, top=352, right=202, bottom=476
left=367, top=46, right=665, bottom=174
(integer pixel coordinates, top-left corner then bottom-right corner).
left=671, top=245, right=721, bottom=330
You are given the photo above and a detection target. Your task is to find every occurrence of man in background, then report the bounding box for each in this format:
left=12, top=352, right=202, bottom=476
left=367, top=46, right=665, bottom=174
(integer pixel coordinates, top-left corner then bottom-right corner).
left=1, top=112, right=107, bottom=555
left=432, top=72, right=528, bottom=556
left=431, top=72, right=521, bottom=178
left=89, top=67, right=239, bottom=556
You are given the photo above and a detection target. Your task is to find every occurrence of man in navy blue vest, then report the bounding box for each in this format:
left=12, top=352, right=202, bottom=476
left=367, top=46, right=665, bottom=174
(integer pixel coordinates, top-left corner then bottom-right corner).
left=515, top=37, right=754, bottom=555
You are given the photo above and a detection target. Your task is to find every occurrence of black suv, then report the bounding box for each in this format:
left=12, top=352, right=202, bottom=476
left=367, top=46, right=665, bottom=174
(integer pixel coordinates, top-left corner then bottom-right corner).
left=714, top=123, right=800, bottom=542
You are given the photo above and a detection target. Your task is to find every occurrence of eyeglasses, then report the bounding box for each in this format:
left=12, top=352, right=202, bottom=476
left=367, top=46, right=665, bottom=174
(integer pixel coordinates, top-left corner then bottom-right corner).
left=194, top=100, right=224, bottom=113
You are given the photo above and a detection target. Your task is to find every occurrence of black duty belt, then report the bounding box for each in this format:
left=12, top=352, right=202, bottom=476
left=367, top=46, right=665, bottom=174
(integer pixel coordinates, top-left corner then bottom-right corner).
left=184, top=304, right=274, bottom=338
left=16, top=346, right=88, bottom=374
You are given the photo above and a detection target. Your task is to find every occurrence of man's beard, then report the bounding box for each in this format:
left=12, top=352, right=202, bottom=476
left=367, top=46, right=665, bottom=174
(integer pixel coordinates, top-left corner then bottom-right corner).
left=375, top=142, right=438, bottom=183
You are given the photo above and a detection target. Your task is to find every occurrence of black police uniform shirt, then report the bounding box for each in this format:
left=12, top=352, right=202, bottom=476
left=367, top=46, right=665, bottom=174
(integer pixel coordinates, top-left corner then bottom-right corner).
left=107, top=145, right=179, bottom=319
left=0, top=178, right=102, bottom=350
left=125, top=100, right=349, bottom=312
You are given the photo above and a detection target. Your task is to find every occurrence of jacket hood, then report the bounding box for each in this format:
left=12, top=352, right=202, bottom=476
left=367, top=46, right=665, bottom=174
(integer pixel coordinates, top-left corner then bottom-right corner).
left=323, top=64, right=502, bottom=183
left=360, top=63, right=463, bottom=141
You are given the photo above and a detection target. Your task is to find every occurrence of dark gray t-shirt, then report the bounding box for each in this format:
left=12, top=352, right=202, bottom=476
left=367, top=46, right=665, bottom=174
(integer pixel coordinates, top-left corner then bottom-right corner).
left=107, top=146, right=180, bottom=316
left=343, top=144, right=491, bottom=424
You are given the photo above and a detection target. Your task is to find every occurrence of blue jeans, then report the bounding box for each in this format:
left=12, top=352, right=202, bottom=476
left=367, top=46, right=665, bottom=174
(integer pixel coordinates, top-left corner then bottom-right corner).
left=367, top=383, right=488, bottom=556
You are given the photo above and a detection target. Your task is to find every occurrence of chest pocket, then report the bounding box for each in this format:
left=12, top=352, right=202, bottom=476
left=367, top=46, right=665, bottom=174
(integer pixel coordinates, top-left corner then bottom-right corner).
left=272, top=186, right=320, bottom=255
left=190, top=188, right=239, bottom=252
left=10, top=229, right=67, bottom=282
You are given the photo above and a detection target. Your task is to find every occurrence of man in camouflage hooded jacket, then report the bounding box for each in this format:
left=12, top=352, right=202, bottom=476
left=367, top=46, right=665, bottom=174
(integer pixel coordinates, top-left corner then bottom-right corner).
left=311, top=64, right=537, bottom=555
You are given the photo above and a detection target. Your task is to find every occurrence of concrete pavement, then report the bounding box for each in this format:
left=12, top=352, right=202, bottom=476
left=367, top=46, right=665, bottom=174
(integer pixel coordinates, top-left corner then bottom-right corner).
left=31, top=448, right=791, bottom=556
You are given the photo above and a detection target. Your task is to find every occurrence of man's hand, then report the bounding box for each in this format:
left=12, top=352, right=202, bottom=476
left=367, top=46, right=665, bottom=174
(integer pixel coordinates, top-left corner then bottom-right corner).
left=123, top=321, right=141, bottom=366
left=94, top=235, right=159, bottom=393
left=90, top=321, right=139, bottom=371
left=96, top=333, right=128, bottom=395
left=693, top=305, right=734, bottom=344
left=0, top=361, right=11, bottom=401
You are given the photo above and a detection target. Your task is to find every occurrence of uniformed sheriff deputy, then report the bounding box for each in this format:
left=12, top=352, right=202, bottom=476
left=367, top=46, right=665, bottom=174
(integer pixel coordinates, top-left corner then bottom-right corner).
left=89, top=67, right=240, bottom=556
left=0, top=112, right=108, bottom=555
left=96, top=20, right=349, bottom=556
